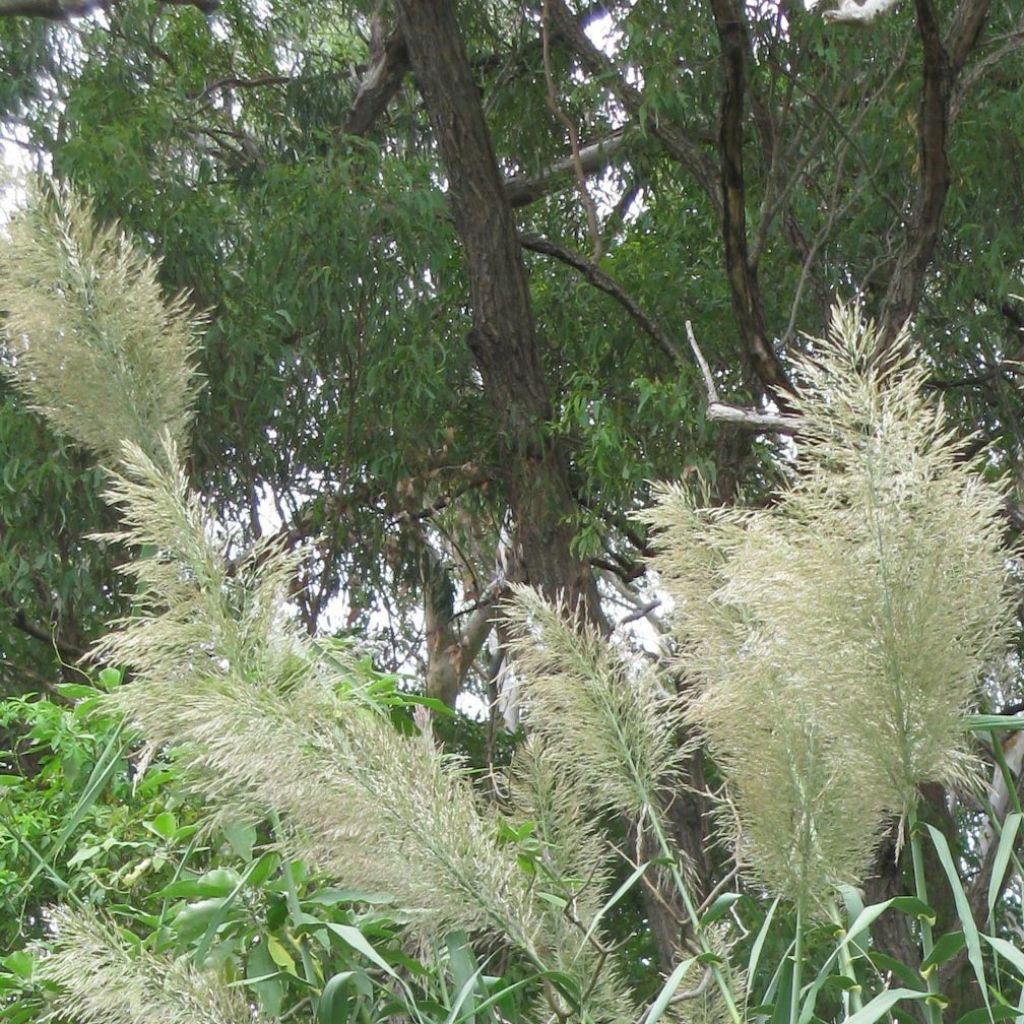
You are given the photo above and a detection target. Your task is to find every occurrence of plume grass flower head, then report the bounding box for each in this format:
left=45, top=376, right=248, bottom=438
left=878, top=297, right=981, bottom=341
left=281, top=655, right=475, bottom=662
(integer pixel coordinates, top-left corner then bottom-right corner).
left=0, top=183, right=202, bottom=465
left=642, top=304, right=1014, bottom=908
left=505, top=584, right=684, bottom=820
left=36, top=904, right=259, bottom=1024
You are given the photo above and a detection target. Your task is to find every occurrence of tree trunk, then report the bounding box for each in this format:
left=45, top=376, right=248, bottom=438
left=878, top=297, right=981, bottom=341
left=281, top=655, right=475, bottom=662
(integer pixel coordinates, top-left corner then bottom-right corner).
left=393, top=0, right=604, bottom=628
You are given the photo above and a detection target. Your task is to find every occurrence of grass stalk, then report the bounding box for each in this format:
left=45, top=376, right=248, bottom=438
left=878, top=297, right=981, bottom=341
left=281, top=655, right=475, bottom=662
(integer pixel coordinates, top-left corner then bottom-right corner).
left=646, top=807, right=743, bottom=1024
left=829, top=905, right=864, bottom=1017
left=907, top=807, right=943, bottom=1024
left=790, top=903, right=805, bottom=1024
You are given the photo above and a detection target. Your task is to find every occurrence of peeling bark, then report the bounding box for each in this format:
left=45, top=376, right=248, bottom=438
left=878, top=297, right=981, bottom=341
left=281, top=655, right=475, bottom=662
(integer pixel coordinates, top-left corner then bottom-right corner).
left=343, top=26, right=410, bottom=136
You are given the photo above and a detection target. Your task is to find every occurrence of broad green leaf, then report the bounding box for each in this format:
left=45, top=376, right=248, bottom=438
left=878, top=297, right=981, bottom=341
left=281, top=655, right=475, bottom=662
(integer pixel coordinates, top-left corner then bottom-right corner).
left=921, top=932, right=966, bottom=975
left=266, top=934, right=297, bottom=976
left=317, top=972, right=355, bottom=1024
left=145, top=811, right=178, bottom=840
left=446, top=931, right=481, bottom=1024
left=987, top=812, right=1022, bottom=925
left=841, top=987, right=929, bottom=1024
left=643, top=956, right=696, bottom=1024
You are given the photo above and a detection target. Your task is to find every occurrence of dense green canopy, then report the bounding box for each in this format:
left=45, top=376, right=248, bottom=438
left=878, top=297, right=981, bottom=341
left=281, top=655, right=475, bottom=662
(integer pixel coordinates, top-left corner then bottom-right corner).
left=2, top=0, right=1023, bottom=704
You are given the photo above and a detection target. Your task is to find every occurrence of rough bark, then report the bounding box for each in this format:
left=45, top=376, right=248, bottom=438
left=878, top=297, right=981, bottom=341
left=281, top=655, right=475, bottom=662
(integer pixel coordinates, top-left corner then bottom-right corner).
left=343, top=26, right=410, bottom=136
left=392, top=0, right=604, bottom=628
left=708, top=0, right=791, bottom=404
left=878, top=0, right=953, bottom=342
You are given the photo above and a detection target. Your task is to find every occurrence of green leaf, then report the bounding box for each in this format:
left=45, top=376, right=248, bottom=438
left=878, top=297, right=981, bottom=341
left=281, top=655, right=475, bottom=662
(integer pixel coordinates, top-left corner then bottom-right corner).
left=920, top=932, right=966, bottom=975
left=305, top=887, right=394, bottom=906
left=986, top=812, right=1022, bottom=925
left=980, top=934, right=1024, bottom=979
left=96, top=667, right=122, bottom=691
left=325, top=923, right=399, bottom=979
left=700, top=892, right=742, bottom=928
left=844, top=895, right=934, bottom=949
left=445, top=931, right=483, bottom=1024
left=964, top=715, right=1024, bottom=732
left=746, top=897, right=780, bottom=996
left=841, top=988, right=930, bottom=1024
left=865, top=952, right=926, bottom=992
left=265, top=934, right=297, bottom=976
left=222, top=822, right=257, bottom=861
left=317, top=971, right=355, bottom=1024
left=643, top=956, right=696, bottom=1024
left=1, top=951, right=34, bottom=979
left=955, top=1005, right=1021, bottom=1024
left=926, top=825, right=990, bottom=1016
left=146, top=810, right=178, bottom=840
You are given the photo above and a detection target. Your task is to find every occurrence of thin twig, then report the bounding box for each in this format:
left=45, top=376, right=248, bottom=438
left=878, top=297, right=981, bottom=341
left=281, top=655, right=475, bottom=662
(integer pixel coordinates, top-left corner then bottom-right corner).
left=670, top=966, right=714, bottom=1004
left=541, top=0, right=602, bottom=262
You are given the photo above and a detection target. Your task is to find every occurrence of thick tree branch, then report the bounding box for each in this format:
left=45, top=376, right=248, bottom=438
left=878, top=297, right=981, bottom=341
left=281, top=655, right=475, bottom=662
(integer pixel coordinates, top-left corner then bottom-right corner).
left=947, top=0, right=993, bottom=69
left=343, top=25, right=410, bottom=136
left=394, top=0, right=605, bottom=630
left=878, top=0, right=953, bottom=342
left=504, top=129, right=628, bottom=208
left=708, top=0, right=791, bottom=404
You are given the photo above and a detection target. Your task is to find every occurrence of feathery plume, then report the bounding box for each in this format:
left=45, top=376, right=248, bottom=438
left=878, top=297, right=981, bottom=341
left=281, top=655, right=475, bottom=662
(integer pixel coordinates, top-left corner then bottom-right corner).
left=36, top=904, right=258, bottom=1024
left=509, top=740, right=638, bottom=1023
left=90, top=435, right=305, bottom=691
left=641, top=305, right=1013, bottom=908
left=0, top=183, right=202, bottom=464
left=505, top=585, right=684, bottom=820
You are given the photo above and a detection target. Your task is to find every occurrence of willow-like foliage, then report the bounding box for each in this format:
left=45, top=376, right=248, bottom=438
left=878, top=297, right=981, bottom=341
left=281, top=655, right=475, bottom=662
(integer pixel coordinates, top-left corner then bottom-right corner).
left=505, top=585, right=683, bottom=820
left=0, top=185, right=202, bottom=464
left=35, top=905, right=259, bottom=1024
left=641, top=306, right=1014, bottom=911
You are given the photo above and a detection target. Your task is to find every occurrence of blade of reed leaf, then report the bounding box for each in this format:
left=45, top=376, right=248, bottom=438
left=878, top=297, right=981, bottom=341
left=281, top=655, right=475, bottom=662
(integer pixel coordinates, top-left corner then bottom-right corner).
left=986, top=813, right=1022, bottom=928
left=980, top=936, right=1024, bottom=980
left=16, top=722, right=125, bottom=897
left=926, top=825, right=991, bottom=1021
left=642, top=956, right=697, bottom=1024
left=841, top=988, right=930, bottom=1024
left=746, top=897, right=780, bottom=997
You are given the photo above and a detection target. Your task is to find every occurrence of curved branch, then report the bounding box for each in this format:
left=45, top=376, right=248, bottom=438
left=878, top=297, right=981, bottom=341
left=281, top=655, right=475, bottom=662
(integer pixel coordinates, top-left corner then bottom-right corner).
left=518, top=231, right=684, bottom=365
